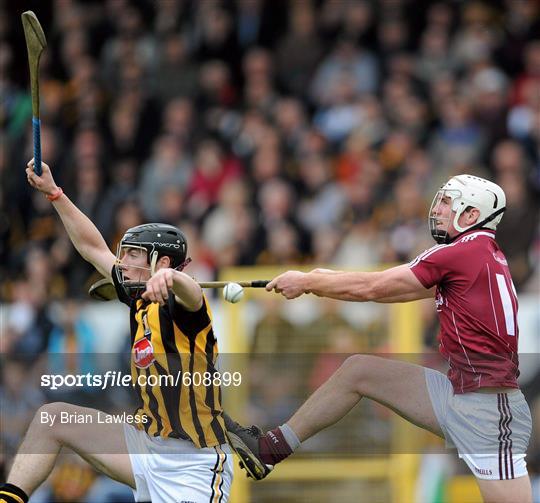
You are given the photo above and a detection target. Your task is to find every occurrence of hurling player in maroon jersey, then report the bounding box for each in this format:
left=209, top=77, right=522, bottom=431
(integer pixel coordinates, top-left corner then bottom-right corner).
left=225, top=175, right=532, bottom=503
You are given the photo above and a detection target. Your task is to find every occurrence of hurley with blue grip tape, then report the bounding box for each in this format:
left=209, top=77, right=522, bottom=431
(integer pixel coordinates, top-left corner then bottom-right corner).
left=21, top=11, right=47, bottom=176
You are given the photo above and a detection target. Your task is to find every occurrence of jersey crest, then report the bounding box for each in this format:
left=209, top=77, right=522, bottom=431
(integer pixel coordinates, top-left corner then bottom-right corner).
left=133, top=337, right=155, bottom=369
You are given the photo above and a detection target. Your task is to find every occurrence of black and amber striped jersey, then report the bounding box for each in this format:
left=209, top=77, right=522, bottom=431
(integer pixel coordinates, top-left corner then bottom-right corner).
left=111, top=265, right=226, bottom=448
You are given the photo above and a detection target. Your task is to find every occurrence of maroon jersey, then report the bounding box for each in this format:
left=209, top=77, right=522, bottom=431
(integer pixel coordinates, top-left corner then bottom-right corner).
left=409, top=230, right=519, bottom=393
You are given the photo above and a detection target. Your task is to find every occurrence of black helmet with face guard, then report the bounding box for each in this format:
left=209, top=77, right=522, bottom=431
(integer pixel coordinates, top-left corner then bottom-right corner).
left=116, top=223, right=188, bottom=299
left=120, top=223, right=187, bottom=268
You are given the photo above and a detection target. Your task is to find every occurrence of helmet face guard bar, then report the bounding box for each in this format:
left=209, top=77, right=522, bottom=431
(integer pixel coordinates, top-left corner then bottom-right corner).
left=429, top=188, right=460, bottom=244
left=115, top=244, right=192, bottom=300
left=115, top=244, right=152, bottom=300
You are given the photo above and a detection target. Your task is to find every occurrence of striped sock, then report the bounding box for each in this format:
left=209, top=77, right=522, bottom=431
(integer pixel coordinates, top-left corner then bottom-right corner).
left=0, top=483, right=29, bottom=503
left=259, top=425, right=299, bottom=465
left=279, top=424, right=301, bottom=451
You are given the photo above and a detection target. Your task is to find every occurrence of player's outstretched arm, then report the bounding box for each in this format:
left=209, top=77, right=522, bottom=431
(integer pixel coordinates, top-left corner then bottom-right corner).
left=267, top=265, right=431, bottom=303
left=25, top=159, right=115, bottom=278
left=309, top=267, right=434, bottom=302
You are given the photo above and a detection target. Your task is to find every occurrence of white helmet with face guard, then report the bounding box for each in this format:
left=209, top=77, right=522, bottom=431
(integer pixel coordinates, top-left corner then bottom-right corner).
left=429, top=174, right=506, bottom=244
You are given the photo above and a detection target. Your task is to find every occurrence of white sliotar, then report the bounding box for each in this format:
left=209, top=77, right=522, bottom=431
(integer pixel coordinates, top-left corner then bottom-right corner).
left=223, top=282, right=244, bottom=303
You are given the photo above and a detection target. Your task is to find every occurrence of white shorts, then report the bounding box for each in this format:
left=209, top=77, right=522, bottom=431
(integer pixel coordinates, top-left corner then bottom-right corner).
left=424, top=368, right=532, bottom=480
left=123, top=424, right=233, bottom=503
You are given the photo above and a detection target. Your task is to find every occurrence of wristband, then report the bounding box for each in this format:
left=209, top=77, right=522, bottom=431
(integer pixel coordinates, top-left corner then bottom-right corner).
left=46, top=187, right=63, bottom=201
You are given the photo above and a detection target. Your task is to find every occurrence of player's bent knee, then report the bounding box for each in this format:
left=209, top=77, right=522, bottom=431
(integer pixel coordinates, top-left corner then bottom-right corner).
left=35, top=402, right=75, bottom=424
left=33, top=402, right=66, bottom=429
left=37, top=401, right=71, bottom=416
left=33, top=402, right=82, bottom=442
left=338, top=354, right=373, bottom=390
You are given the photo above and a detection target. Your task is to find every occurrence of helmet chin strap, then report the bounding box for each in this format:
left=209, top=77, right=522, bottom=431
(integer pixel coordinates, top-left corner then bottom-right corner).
left=446, top=207, right=507, bottom=243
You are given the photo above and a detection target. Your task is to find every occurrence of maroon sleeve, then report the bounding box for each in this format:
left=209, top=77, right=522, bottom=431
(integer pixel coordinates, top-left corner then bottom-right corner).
left=409, top=243, right=463, bottom=289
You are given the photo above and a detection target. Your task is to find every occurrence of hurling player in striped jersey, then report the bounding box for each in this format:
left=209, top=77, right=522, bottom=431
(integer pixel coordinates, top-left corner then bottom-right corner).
left=226, top=175, right=533, bottom=503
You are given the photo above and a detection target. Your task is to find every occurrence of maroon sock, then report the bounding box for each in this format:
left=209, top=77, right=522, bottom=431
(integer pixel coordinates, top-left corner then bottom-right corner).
left=258, top=427, right=293, bottom=465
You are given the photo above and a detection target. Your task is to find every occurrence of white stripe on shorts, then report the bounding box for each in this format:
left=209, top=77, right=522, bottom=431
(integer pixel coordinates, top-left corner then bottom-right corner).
left=497, top=393, right=514, bottom=480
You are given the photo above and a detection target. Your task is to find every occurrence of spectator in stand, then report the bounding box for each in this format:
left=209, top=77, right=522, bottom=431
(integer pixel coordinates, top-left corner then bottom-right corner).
left=450, top=2, right=500, bottom=72
left=138, top=134, right=192, bottom=221
left=0, top=357, right=45, bottom=460
left=107, top=198, right=145, bottom=253
left=272, top=97, right=308, bottom=156
left=313, top=73, right=366, bottom=145
left=198, top=60, right=238, bottom=112
left=428, top=96, right=484, bottom=173
left=100, top=5, right=157, bottom=94
left=154, top=186, right=185, bottom=225
left=376, top=16, right=410, bottom=65
left=311, top=37, right=379, bottom=107
left=234, top=0, right=284, bottom=51
left=275, top=3, right=324, bottom=97
left=510, top=39, right=540, bottom=107
left=311, top=226, right=343, bottom=265
left=242, top=47, right=278, bottom=115
left=2, top=274, right=55, bottom=361
left=467, top=66, right=510, bottom=145
left=415, top=27, right=455, bottom=85
left=193, top=4, right=239, bottom=70
left=249, top=140, right=283, bottom=186
left=491, top=140, right=539, bottom=288
left=341, top=1, right=376, bottom=48
left=153, top=0, right=184, bottom=36
left=497, top=0, right=540, bottom=76
left=296, top=155, right=347, bottom=233
left=257, top=221, right=304, bottom=266
left=95, top=158, right=138, bottom=238
left=507, top=78, right=540, bottom=142
left=46, top=300, right=101, bottom=405
left=379, top=174, right=431, bottom=262
left=161, top=97, right=199, bottom=150
left=201, top=179, right=253, bottom=260
left=186, top=139, right=242, bottom=221
left=254, top=178, right=308, bottom=261
left=154, top=33, right=199, bottom=104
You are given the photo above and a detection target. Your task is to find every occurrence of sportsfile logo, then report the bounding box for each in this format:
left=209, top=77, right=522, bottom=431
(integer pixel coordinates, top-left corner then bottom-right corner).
left=40, top=370, right=243, bottom=390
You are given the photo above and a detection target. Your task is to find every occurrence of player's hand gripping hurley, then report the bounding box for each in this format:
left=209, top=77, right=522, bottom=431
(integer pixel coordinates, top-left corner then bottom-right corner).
left=21, top=11, right=47, bottom=176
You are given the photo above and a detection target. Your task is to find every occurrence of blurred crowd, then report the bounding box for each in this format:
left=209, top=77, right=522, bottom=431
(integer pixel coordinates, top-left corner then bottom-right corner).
left=1, top=0, right=540, bottom=501
left=1, top=0, right=539, bottom=302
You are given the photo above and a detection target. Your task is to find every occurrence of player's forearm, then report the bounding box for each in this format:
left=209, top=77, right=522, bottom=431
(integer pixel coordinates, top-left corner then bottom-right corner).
left=303, top=271, right=376, bottom=301
left=375, top=294, right=416, bottom=303
left=375, top=286, right=436, bottom=303
left=51, top=194, right=109, bottom=262
left=172, top=271, right=203, bottom=311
